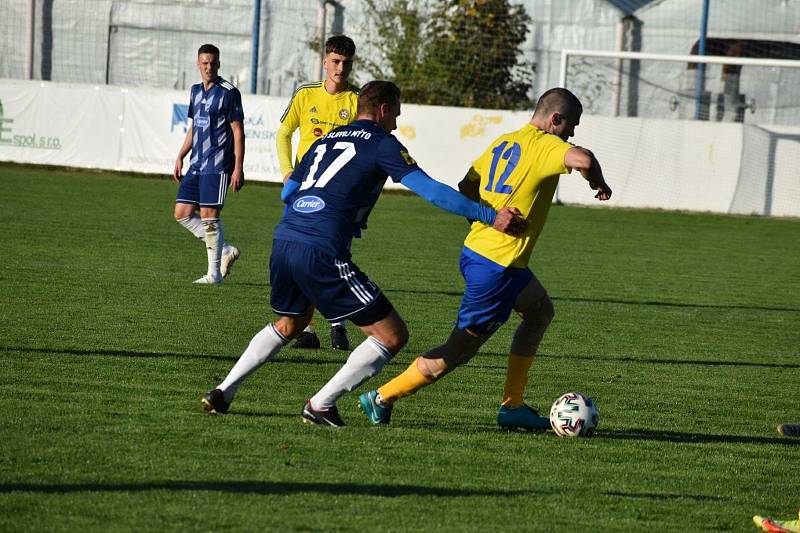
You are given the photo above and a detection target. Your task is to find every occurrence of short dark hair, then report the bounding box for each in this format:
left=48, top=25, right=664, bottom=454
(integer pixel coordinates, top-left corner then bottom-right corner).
left=325, top=35, right=356, bottom=57
left=357, top=81, right=401, bottom=116
left=533, top=88, right=582, bottom=118
left=198, top=44, right=220, bottom=57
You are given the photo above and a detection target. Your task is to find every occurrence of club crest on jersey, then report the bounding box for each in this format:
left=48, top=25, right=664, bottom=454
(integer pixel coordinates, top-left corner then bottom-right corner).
left=338, top=109, right=350, bottom=120
left=400, top=150, right=416, bottom=165
left=313, top=127, right=323, bottom=136
left=293, top=195, right=325, bottom=213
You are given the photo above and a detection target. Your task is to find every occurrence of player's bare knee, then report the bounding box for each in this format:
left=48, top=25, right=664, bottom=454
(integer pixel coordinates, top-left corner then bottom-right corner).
left=381, top=324, right=409, bottom=353
left=361, top=309, right=409, bottom=354
left=274, top=315, right=310, bottom=340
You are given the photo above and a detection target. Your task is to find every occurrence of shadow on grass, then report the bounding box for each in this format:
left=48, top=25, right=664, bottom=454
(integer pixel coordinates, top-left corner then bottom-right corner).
left=601, top=490, right=726, bottom=502
left=553, top=295, right=800, bottom=314
left=358, top=422, right=799, bottom=448
left=473, top=351, right=800, bottom=370
left=0, top=480, right=540, bottom=498
left=0, top=346, right=347, bottom=365
left=382, top=288, right=800, bottom=313
left=225, top=410, right=299, bottom=419
left=8, top=347, right=796, bottom=376
left=597, top=427, right=800, bottom=446
left=540, top=352, right=800, bottom=370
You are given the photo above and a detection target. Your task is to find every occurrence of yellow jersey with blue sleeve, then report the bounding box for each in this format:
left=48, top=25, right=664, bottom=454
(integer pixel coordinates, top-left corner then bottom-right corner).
left=463, top=124, right=572, bottom=268
left=276, top=82, right=359, bottom=175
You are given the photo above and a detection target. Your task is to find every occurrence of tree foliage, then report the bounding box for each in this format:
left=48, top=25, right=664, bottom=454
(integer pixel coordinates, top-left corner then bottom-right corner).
left=361, top=0, right=535, bottom=110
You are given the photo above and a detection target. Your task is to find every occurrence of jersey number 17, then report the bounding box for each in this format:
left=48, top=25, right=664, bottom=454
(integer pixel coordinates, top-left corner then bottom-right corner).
left=299, top=142, right=357, bottom=191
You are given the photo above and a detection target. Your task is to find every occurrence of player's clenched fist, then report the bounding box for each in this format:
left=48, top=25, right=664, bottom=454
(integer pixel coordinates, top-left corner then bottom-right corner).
left=592, top=180, right=612, bottom=201
left=493, top=207, right=527, bottom=236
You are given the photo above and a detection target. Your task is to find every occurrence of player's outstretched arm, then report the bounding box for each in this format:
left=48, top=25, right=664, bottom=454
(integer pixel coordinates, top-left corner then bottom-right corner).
left=457, top=168, right=481, bottom=202
left=400, top=170, right=525, bottom=236
left=280, top=179, right=300, bottom=203
left=565, top=146, right=612, bottom=201
left=173, top=125, right=193, bottom=182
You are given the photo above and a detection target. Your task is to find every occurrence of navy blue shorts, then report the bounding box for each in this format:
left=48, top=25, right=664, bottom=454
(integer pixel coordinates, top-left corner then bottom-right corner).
left=269, top=239, right=393, bottom=327
left=176, top=168, right=230, bottom=208
left=456, top=247, right=534, bottom=335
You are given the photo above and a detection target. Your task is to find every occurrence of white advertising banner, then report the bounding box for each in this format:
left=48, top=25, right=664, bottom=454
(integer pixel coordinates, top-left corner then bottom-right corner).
left=0, top=80, right=122, bottom=169
left=118, top=87, right=181, bottom=174
left=237, top=95, right=293, bottom=180
left=1, top=79, right=798, bottom=217
left=561, top=116, right=746, bottom=212
left=118, top=88, right=290, bottom=180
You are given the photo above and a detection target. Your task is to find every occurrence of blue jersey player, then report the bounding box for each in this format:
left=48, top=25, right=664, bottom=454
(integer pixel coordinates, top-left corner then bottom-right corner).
left=173, top=44, right=245, bottom=284
left=201, top=81, right=526, bottom=425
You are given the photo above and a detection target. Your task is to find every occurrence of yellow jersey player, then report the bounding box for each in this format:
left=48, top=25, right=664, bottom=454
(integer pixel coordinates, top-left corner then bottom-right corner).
left=753, top=509, right=800, bottom=533
left=276, top=35, right=359, bottom=351
left=359, top=88, right=613, bottom=430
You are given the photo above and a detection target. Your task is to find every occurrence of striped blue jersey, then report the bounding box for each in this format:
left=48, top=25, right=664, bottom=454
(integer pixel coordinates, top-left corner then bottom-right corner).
left=275, top=119, right=419, bottom=258
left=188, top=77, right=244, bottom=173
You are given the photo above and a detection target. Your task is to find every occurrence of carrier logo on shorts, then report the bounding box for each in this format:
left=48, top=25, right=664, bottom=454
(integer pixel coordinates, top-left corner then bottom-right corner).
left=293, top=195, right=326, bottom=213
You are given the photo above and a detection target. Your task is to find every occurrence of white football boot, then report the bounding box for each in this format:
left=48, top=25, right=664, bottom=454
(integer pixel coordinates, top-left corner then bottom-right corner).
left=193, top=274, right=223, bottom=285
left=221, top=246, right=240, bottom=279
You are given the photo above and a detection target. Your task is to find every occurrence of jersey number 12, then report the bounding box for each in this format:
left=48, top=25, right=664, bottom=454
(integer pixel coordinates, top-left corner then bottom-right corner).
left=485, top=141, right=521, bottom=194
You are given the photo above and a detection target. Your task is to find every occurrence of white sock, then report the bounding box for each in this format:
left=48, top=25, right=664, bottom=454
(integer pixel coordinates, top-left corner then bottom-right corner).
left=202, top=217, right=223, bottom=279
left=177, top=213, right=232, bottom=252
left=218, top=323, right=288, bottom=402
left=177, top=214, right=206, bottom=240
left=310, top=336, right=394, bottom=408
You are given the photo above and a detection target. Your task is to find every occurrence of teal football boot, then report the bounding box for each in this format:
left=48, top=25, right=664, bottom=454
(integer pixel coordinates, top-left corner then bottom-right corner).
left=497, top=404, right=550, bottom=431
left=358, top=390, right=392, bottom=425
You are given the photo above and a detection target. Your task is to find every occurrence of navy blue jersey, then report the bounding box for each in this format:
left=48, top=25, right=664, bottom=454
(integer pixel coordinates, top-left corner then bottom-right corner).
left=188, top=77, right=244, bottom=173
left=275, top=119, right=419, bottom=258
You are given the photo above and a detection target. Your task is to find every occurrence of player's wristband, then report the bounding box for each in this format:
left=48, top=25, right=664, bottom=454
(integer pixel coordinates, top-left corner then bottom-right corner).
left=400, top=170, right=495, bottom=226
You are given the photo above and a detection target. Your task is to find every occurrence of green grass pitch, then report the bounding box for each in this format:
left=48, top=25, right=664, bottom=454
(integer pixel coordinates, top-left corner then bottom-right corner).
left=1, top=163, right=798, bottom=531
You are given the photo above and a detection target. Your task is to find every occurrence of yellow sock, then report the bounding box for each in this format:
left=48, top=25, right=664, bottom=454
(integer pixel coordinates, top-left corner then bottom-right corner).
left=377, top=357, right=434, bottom=404
left=502, top=353, right=534, bottom=407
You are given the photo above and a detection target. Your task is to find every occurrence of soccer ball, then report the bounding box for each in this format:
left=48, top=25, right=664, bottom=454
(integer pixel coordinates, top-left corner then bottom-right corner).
left=549, top=392, right=599, bottom=437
